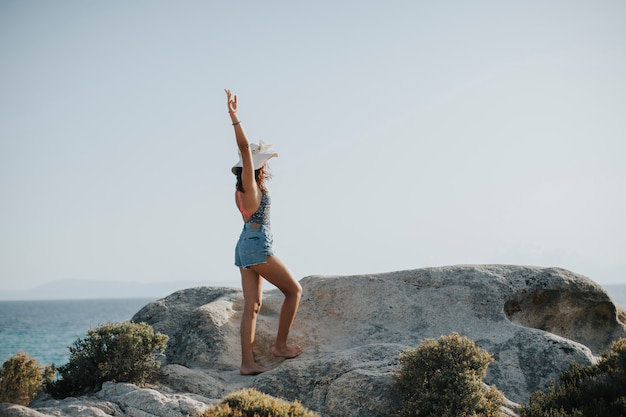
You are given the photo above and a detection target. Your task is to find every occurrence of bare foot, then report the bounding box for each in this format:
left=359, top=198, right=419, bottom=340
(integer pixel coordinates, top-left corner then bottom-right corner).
left=240, top=363, right=270, bottom=376
left=272, top=345, right=302, bottom=359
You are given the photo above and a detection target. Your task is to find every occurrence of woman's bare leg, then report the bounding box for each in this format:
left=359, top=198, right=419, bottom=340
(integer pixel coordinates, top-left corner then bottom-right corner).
left=250, top=255, right=302, bottom=358
left=239, top=267, right=269, bottom=375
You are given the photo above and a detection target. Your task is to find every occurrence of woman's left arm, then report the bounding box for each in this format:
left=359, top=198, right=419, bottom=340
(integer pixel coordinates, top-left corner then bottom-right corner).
left=225, top=89, right=257, bottom=196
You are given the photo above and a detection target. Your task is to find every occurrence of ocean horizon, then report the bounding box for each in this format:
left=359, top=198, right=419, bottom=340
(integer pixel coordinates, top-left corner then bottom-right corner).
left=1, top=285, right=624, bottom=367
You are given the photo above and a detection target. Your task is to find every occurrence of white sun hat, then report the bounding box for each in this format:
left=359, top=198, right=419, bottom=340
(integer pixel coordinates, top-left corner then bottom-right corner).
left=231, top=140, right=278, bottom=174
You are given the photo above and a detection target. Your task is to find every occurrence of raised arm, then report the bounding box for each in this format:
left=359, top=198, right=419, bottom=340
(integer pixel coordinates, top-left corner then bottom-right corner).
left=226, top=89, right=258, bottom=198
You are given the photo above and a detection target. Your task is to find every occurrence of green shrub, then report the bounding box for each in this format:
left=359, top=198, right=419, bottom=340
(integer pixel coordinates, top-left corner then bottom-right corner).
left=47, top=321, right=168, bottom=398
left=521, top=337, right=626, bottom=417
left=0, top=352, right=55, bottom=405
left=201, top=388, right=319, bottom=417
left=394, top=332, right=503, bottom=417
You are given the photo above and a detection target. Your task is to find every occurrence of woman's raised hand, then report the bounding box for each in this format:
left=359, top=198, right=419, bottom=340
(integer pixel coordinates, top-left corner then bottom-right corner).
left=225, top=89, right=238, bottom=115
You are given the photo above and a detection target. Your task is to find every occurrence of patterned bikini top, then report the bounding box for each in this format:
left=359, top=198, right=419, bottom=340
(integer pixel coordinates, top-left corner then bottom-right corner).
left=236, top=190, right=271, bottom=226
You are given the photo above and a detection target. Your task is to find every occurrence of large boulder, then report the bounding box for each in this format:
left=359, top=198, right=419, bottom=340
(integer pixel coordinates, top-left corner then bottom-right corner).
left=132, top=264, right=625, bottom=414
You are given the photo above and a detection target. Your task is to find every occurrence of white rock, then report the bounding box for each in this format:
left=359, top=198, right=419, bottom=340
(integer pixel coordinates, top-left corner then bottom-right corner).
left=0, top=404, right=52, bottom=417
left=26, top=382, right=209, bottom=417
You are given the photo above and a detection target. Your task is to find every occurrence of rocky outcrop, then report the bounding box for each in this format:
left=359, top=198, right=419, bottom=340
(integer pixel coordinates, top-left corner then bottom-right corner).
left=11, top=265, right=626, bottom=417
left=5, top=382, right=212, bottom=417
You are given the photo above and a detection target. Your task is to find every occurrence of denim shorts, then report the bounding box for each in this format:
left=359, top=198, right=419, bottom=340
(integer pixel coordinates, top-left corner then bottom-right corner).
left=234, top=223, right=274, bottom=268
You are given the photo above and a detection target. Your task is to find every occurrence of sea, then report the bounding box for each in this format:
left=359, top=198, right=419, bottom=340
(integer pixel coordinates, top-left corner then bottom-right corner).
left=0, top=298, right=154, bottom=366
left=1, top=286, right=625, bottom=367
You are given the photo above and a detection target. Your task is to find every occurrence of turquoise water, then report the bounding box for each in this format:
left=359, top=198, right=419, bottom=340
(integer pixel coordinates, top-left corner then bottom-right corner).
left=0, top=298, right=154, bottom=366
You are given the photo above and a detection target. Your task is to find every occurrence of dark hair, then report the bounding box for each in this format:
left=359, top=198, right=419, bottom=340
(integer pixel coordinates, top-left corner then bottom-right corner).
left=233, top=165, right=270, bottom=193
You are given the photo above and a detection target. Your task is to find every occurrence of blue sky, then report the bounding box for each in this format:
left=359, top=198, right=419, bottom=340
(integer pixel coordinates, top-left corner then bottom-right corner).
left=1, top=0, right=625, bottom=295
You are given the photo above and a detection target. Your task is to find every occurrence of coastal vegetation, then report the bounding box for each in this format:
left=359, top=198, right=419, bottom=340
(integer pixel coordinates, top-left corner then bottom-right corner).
left=521, top=337, right=626, bottom=417
left=201, top=388, right=318, bottom=417
left=394, top=332, right=503, bottom=417
left=47, top=321, right=168, bottom=398
left=0, top=352, right=54, bottom=405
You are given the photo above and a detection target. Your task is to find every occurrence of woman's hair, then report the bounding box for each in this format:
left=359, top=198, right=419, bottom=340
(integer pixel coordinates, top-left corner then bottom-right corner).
left=234, top=165, right=270, bottom=193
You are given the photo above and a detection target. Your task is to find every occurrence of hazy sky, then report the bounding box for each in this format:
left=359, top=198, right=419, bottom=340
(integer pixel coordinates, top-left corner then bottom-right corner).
left=1, top=0, right=625, bottom=295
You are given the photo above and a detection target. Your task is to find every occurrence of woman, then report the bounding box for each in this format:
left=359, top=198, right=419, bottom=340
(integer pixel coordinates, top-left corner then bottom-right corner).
left=226, top=89, right=302, bottom=375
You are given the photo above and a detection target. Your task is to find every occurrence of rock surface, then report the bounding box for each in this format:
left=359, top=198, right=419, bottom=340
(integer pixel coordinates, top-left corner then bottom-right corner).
left=21, top=381, right=212, bottom=417
left=9, top=265, right=625, bottom=417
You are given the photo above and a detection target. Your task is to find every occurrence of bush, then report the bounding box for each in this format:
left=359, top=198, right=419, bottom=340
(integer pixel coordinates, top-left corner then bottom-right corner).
left=201, top=388, right=319, bottom=417
left=0, top=352, right=55, bottom=405
left=521, top=337, right=626, bottom=417
left=47, top=321, right=168, bottom=398
left=394, top=332, right=503, bottom=417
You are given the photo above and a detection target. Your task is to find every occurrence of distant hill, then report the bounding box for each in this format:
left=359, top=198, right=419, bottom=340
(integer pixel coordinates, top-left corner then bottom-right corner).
left=1, top=278, right=624, bottom=305
left=0, top=278, right=236, bottom=301
left=604, top=284, right=626, bottom=309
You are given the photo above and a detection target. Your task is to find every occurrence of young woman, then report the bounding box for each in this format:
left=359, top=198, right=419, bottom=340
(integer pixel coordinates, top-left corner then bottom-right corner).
left=226, top=89, right=302, bottom=375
